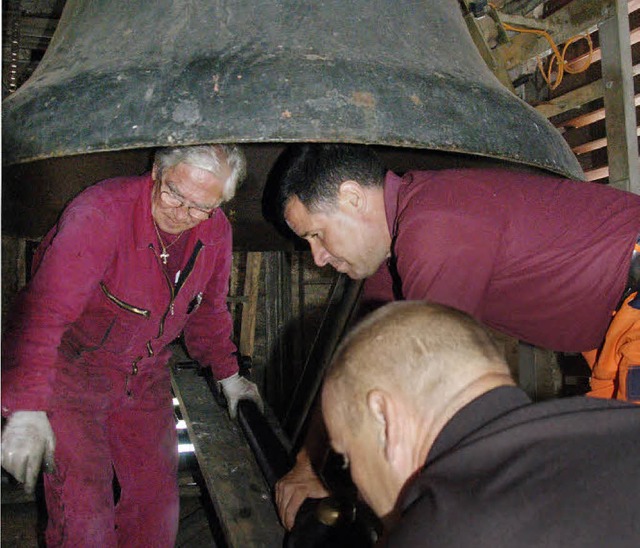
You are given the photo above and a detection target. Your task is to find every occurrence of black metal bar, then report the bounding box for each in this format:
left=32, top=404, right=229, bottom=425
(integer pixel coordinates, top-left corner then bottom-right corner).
left=237, top=399, right=292, bottom=491
left=283, top=275, right=364, bottom=445
left=237, top=399, right=381, bottom=548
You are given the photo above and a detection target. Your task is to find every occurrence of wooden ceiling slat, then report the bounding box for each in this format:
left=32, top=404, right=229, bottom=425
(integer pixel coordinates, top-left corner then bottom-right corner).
left=572, top=126, right=640, bottom=155
left=558, top=94, right=640, bottom=128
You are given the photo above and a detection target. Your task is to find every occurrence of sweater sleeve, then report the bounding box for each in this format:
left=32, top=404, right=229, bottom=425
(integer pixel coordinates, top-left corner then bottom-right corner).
left=182, top=222, right=239, bottom=381
left=2, top=202, right=115, bottom=415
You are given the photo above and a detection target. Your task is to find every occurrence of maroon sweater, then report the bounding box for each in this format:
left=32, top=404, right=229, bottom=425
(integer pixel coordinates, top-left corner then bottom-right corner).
left=364, top=168, right=640, bottom=352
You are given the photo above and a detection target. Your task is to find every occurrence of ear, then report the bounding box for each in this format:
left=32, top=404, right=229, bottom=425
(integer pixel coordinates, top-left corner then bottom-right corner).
left=366, top=389, right=402, bottom=465
left=337, top=180, right=366, bottom=212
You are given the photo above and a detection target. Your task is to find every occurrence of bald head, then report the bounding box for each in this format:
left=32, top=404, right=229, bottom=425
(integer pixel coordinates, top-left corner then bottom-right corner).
left=325, top=301, right=514, bottom=427
left=321, top=302, right=515, bottom=519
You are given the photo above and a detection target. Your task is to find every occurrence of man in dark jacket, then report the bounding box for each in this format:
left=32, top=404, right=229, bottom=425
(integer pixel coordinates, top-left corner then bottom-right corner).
left=322, top=301, right=640, bottom=546
left=1, top=144, right=263, bottom=547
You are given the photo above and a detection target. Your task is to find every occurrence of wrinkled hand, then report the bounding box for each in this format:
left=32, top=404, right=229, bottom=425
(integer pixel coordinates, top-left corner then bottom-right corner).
left=219, top=372, right=263, bottom=419
left=275, top=450, right=330, bottom=530
left=1, top=411, right=56, bottom=494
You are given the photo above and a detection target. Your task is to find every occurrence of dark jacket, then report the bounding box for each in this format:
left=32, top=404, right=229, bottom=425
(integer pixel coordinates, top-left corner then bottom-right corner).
left=388, top=386, right=640, bottom=547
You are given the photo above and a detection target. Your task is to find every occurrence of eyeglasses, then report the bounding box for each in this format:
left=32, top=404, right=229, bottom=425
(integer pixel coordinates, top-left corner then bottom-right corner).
left=159, top=189, right=216, bottom=221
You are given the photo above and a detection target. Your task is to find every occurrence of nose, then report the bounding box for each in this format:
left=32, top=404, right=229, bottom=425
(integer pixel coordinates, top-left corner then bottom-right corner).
left=174, top=205, right=190, bottom=222
left=309, top=239, right=331, bottom=267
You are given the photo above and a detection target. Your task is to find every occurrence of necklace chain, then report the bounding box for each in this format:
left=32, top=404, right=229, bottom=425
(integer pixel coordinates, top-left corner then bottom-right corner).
left=153, top=220, right=184, bottom=265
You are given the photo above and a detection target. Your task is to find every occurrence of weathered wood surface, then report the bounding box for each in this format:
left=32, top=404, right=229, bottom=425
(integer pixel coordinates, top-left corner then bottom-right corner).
left=170, top=361, right=285, bottom=548
left=239, top=252, right=263, bottom=358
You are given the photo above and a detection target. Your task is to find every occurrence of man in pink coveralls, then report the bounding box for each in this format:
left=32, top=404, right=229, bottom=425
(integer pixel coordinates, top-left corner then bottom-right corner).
left=1, top=144, right=263, bottom=547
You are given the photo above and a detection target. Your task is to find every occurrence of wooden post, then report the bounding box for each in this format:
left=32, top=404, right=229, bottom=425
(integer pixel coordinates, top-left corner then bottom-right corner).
left=599, top=0, right=640, bottom=194
left=238, top=252, right=263, bottom=358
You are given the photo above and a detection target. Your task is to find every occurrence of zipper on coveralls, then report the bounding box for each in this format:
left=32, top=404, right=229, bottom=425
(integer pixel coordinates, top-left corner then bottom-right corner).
left=150, top=242, right=203, bottom=338
left=100, top=282, right=151, bottom=318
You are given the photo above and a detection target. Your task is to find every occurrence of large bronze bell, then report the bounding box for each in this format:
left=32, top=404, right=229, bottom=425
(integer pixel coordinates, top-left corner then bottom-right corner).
left=2, top=0, right=582, bottom=245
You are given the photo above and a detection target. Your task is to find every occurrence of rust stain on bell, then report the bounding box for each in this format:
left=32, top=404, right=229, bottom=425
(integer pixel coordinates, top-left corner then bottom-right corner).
left=351, top=91, right=376, bottom=108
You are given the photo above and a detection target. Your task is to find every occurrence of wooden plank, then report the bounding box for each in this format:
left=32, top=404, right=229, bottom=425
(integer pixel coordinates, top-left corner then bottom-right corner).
left=573, top=126, right=640, bottom=155
left=599, top=0, right=640, bottom=194
left=170, top=361, right=284, bottom=548
left=239, top=252, right=263, bottom=358
left=536, top=79, right=605, bottom=118
left=573, top=135, right=608, bottom=155
left=584, top=165, right=610, bottom=181
left=558, top=93, right=640, bottom=128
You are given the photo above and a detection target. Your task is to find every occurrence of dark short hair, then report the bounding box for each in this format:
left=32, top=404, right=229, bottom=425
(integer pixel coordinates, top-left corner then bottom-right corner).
left=275, top=144, right=386, bottom=216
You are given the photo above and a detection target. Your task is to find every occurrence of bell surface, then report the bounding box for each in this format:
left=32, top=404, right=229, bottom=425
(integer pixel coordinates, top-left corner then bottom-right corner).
left=2, top=0, right=582, bottom=181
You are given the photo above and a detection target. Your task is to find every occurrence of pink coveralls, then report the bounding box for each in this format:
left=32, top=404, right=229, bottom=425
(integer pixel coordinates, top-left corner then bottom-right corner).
left=2, top=174, right=239, bottom=546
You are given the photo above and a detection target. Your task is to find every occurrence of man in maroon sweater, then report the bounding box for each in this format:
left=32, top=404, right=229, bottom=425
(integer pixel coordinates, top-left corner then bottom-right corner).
left=272, top=143, right=640, bottom=530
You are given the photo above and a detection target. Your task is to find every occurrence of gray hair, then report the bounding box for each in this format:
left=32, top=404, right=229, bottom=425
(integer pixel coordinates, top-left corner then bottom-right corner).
left=153, top=144, right=247, bottom=202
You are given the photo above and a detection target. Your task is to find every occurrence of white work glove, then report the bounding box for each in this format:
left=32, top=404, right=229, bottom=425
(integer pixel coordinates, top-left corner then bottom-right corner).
left=219, top=372, right=264, bottom=419
left=1, top=411, right=56, bottom=494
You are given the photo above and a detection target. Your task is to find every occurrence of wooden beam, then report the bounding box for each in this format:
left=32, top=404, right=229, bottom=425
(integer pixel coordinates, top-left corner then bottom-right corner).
left=495, top=0, right=615, bottom=70
left=566, top=26, right=640, bottom=70
left=462, top=9, right=516, bottom=92
left=573, top=136, right=608, bottom=155
left=263, top=252, right=292, bottom=415
left=536, top=79, right=605, bottom=118
left=535, top=63, right=640, bottom=119
left=170, top=362, right=285, bottom=547
left=600, top=0, right=640, bottom=193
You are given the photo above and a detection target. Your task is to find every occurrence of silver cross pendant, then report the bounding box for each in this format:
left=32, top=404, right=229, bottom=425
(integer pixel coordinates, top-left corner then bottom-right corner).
left=160, top=250, right=169, bottom=264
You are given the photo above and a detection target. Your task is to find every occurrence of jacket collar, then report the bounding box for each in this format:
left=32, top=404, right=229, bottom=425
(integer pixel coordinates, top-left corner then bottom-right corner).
left=397, top=386, right=532, bottom=514
left=133, top=173, right=227, bottom=250
left=426, top=386, right=532, bottom=465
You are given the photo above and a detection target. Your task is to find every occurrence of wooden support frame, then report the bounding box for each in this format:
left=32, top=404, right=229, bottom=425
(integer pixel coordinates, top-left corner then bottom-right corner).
left=170, top=361, right=285, bottom=547
left=495, top=0, right=615, bottom=70
left=460, top=1, right=516, bottom=92
left=599, top=0, right=640, bottom=194
left=536, top=63, right=640, bottom=119
left=559, top=94, right=640, bottom=128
